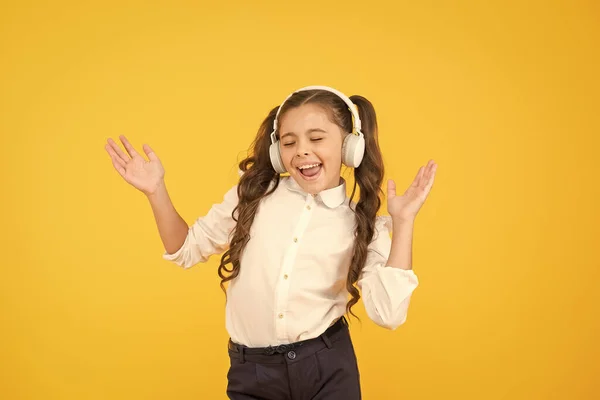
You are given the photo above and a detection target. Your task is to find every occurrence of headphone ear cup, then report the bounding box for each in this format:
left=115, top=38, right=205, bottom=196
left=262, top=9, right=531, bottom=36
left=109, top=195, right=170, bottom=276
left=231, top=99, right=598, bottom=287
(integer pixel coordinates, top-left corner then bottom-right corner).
left=342, top=133, right=366, bottom=168
left=269, top=141, right=287, bottom=173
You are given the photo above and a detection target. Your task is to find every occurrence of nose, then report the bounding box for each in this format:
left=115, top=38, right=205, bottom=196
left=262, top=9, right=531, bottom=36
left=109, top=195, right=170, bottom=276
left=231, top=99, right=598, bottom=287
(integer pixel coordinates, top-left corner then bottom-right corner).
left=295, top=150, right=309, bottom=159
left=296, top=140, right=310, bottom=157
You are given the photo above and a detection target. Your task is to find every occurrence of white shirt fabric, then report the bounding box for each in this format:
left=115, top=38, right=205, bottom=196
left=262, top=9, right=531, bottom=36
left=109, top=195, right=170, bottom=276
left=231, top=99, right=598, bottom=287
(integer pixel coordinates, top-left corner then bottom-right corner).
left=163, top=176, right=419, bottom=347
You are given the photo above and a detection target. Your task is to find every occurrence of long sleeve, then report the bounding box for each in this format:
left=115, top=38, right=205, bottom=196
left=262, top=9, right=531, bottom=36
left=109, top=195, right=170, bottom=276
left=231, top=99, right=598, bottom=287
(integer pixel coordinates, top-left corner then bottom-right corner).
left=357, top=215, right=419, bottom=330
left=162, top=185, right=239, bottom=269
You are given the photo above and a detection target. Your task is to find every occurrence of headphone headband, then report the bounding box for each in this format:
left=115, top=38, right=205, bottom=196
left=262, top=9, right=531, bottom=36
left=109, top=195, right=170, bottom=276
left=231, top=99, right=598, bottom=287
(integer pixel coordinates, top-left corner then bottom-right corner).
left=270, top=85, right=363, bottom=144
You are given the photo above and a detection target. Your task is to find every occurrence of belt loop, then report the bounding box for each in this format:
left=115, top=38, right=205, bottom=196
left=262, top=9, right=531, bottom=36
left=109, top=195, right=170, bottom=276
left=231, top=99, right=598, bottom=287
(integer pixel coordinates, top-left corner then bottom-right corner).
left=239, top=346, right=246, bottom=364
left=321, top=332, right=332, bottom=348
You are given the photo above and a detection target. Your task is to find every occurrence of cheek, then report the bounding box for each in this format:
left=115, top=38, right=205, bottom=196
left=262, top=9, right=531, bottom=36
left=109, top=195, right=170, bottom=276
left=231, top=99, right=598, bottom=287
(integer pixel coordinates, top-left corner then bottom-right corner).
left=321, top=144, right=343, bottom=166
left=280, top=147, right=294, bottom=168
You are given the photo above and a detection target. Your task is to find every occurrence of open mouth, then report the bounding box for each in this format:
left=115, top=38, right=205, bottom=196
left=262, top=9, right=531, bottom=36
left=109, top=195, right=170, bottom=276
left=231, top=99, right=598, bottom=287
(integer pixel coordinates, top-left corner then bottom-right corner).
left=297, top=163, right=322, bottom=180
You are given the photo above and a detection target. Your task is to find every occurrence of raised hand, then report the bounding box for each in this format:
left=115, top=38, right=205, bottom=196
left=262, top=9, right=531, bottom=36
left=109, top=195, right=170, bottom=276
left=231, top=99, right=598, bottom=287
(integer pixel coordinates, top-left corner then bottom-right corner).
left=387, top=160, right=437, bottom=222
left=104, top=135, right=165, bottom=196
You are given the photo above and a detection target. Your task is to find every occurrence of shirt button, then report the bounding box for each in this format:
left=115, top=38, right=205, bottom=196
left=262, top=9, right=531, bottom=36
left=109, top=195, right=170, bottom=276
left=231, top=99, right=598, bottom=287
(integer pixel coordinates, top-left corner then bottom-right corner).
left=278, top=313, right=284, bottom=319
left=287, top=351, right=297, bottom=360
left=283, top=274, right=288, bottom=280
left=306, top=205, right=311, bottom=210
left=293, top=237, right=298, bottom=243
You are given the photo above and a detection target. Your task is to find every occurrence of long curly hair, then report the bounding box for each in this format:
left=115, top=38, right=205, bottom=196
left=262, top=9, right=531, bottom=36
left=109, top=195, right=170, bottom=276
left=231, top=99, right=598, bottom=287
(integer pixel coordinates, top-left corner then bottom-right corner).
left=217, top=89, right=385, bottom=320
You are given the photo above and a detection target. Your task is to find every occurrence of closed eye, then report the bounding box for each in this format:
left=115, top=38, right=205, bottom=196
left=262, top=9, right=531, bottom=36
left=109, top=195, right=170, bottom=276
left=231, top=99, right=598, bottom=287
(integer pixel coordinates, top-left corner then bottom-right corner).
left=282, top=138, right=321, bottom=146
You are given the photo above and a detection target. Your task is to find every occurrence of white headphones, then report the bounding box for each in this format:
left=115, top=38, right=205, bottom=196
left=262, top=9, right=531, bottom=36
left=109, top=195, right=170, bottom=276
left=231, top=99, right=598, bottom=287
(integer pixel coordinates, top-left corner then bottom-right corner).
left=269, top=85, right=366, bottom=174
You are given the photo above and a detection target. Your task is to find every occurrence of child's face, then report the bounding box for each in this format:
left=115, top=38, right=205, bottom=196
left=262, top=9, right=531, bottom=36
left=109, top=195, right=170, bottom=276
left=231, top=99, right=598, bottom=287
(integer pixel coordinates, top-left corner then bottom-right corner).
left=278, top=103, right=345, bottom=194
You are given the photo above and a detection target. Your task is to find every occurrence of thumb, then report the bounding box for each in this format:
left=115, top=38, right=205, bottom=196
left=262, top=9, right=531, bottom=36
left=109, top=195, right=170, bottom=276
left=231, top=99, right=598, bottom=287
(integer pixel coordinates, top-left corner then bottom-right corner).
left=387, top=179, right=396, bottom=199
left=143, top=144, right=158, bottom=161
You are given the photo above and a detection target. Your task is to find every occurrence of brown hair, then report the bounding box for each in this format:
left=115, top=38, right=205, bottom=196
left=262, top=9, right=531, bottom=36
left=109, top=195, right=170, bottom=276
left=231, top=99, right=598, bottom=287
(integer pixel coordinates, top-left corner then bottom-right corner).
left=218, top=89, right=385, bottom=320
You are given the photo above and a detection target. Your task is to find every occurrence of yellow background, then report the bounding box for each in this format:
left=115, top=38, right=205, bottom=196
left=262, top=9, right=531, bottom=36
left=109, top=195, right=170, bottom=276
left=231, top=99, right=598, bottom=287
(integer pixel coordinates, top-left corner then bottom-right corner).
left=1, top=0, right=598, bottom=399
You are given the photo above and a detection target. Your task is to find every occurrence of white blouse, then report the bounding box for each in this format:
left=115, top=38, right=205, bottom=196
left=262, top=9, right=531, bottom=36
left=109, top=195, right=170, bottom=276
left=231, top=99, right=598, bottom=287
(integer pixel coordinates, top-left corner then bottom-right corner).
left=163, top=176, right=419, bottom=347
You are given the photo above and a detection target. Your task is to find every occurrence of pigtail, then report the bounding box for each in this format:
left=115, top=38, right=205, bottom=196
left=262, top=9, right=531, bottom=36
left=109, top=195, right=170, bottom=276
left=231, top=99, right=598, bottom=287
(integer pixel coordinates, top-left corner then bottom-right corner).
left=218, top=106, right=280, bottom=294
left=345, top=95, right=385, bottom=320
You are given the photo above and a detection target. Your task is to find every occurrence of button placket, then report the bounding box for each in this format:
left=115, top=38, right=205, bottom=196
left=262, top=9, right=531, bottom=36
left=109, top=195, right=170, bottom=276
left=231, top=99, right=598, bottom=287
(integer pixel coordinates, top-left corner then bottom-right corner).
left=282, top=195, right=314, bottom=281
left=273, top=195, right=315, bottom=341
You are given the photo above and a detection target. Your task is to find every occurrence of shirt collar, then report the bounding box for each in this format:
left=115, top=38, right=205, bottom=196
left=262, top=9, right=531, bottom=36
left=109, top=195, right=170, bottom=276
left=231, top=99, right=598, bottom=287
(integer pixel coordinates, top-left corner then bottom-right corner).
left=283, top=176, right=347, bottom=208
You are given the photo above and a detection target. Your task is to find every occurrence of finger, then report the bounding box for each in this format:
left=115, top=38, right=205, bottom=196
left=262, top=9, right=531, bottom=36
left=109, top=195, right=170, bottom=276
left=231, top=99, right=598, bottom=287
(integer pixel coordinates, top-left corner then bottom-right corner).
left=112, top=160, right=126, bottom=177
left=426, top=161, right=436, bottom=182
left=105, top=146, right=126, bottom=176
left=106, top=138, right=130, bottom=163
left=412, top=166, right=424, bottom=188
left=424, top=163, right=437, bottom=192
left=423, top=176, right=435, bottom=196
left=427, top=159, right=435, bottom=175
left=119, top=135, right=140, bottom=158
left=421, top=162, right=433, bottom=188
left=420, top=160, right=436, bottom=188
left=105, top=144, right=127, bottom=169
left=143, top=143, right=158, bottom=161
left=387, top=179, right=396, bottom=198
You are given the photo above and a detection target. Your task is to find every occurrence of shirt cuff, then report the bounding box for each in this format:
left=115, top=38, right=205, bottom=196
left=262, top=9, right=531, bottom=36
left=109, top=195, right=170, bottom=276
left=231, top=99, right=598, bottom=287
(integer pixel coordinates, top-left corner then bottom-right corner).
left=361, top=265, right=419, bottom=329
left=162, top=233, right=198, bottom=268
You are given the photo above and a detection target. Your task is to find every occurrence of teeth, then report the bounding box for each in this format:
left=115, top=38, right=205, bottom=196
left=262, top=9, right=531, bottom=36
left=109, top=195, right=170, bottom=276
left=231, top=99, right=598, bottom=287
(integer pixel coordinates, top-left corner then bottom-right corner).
left=298, top=163, right=321, bottom=170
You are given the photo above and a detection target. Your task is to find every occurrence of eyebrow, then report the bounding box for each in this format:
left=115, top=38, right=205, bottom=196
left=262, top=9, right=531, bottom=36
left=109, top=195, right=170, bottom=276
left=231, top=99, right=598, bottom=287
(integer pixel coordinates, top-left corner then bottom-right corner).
left=280, top=128, right=327, bottom=140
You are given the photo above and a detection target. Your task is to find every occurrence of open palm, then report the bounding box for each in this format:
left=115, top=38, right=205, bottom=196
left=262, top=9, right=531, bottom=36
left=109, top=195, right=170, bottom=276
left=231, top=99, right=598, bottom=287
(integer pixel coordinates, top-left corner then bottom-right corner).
left=387, top=160, right=437, bottom=222
left=104, top=135, right=165, bottom=196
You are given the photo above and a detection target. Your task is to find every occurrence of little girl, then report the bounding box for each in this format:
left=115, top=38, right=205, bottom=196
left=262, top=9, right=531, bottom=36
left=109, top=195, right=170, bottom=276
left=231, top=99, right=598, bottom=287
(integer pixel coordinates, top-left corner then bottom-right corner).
left=105, top=85, right=437, bottom=399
